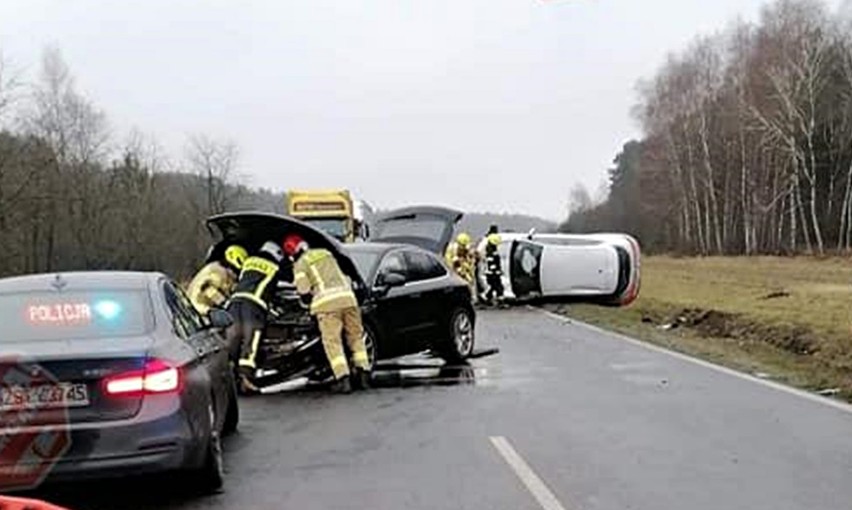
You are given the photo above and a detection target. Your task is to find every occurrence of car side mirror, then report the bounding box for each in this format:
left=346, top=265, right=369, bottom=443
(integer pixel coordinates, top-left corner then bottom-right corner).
left=374, top=271, right=406, bottom=295
left=208, top=308, right=234, bottom=329
left=383, top=272, right=406, bottom=287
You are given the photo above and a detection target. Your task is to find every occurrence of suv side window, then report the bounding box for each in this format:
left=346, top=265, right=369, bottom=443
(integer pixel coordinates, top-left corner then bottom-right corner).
left=377, top=251, right=407, bottom=283
left=404, top=250, right=447, bottom=282
left=163, top=281, right=203, bottom=338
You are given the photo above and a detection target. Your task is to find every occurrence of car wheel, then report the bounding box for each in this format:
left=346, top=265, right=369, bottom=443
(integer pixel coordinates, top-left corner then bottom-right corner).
left=363, top=325, right=378, bottom=370
left=190, top=403, right=225, bottom=493
left=439, top=307, right=475, bottom=362
left=222, top=375, right=239, bottom=436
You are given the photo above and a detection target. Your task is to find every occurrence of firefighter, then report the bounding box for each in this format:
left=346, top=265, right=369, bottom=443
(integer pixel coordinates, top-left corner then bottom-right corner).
left=229, top=241, right=286, bottom=391
left=187, top=244, right=247, bottom=316
left=283, top=234, right=370, bottom=394
left=483, top=233, right=505, bottom=305
left=445, top=232, right=478, bottom=297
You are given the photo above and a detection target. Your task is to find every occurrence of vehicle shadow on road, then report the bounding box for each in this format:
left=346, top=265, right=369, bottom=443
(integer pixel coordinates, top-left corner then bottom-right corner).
left=266, top=363, right=480, bottom=395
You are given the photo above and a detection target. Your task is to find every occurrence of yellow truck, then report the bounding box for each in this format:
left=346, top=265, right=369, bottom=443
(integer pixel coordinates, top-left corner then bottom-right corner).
left=285, top=189, right=367, bottom=243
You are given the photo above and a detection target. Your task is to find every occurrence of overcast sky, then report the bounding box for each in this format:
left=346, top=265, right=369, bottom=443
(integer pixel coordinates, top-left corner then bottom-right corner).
left=0, top=0, right=845, bottom=220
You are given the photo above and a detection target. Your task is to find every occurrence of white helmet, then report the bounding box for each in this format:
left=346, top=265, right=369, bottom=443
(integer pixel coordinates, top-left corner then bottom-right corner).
left=259, top=241, right=284, bottom=262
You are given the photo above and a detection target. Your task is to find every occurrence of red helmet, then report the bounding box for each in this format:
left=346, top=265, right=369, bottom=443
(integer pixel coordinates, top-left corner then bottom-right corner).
left=283, top=234, right=306, bottom=257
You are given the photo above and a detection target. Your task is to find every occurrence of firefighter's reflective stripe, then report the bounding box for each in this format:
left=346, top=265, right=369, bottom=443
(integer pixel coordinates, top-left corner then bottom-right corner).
left=239, top=330, right=262, bottom=369
left=310, top=289, right=357, bottom=311
left=309, top=264, right=326, bottom=293
left=293, top=248, right=358, bottom=314
left=246, top=257, right=277, bottom=272
left=329, top=355, right=348, bottom=371
left=484, top=251, right=502, bottom=276
left=303, top=249, right=329, bottom=265
left=352, top=351, right=369, bottom=365
left=232, top=255, right=280, bottom=309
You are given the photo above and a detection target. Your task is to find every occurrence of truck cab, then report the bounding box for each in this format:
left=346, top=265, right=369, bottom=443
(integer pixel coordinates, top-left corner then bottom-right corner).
left=286, top=189, right=368, bottom=243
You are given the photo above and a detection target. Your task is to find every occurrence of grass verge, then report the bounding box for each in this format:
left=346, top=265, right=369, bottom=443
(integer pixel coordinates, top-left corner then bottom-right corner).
left=544, top=256, right=852, bottom=402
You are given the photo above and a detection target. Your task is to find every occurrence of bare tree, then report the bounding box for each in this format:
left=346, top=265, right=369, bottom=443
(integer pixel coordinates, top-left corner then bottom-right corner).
left=576, top=0, right=852, bottom=256
left=185, top=134, right=240, bottom=216
left=0, top=52, right=22, bottom=128
left=567, top=182, right=593, bottom=216
left=27, top=47, right=108, bottom=166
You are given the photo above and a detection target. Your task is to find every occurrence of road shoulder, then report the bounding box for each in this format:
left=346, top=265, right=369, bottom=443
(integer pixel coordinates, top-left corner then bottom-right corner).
left=536, top=304, right=852, bottom=412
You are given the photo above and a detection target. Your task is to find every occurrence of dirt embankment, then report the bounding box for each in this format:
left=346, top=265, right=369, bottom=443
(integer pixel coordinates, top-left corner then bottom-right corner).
left=639, top=307, right=820, bottom=356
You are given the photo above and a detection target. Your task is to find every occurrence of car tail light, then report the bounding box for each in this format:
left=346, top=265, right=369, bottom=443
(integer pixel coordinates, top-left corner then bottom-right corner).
left=104, top=359, right=181, bottom=396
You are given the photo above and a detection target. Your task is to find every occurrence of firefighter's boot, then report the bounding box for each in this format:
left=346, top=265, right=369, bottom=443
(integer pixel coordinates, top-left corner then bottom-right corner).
left=352, top=368, right=371, bottom=390
left=330, top=375, right=352, bottom=394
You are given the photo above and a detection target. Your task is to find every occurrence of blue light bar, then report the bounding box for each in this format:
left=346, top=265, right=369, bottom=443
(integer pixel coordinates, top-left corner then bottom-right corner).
left=94, top=300, right=122, bottom=321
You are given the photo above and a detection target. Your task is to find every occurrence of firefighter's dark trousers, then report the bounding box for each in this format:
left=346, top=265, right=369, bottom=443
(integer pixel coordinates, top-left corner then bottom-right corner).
left=485, top=274, right=504, bottom=302
left=227, top=299, right=267, bottom=372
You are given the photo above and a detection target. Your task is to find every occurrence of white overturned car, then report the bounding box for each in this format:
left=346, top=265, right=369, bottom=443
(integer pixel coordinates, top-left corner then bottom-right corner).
left=476, top=231, right=641, bottom=306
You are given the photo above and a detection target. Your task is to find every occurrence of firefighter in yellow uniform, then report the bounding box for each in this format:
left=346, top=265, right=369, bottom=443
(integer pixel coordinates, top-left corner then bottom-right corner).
left=230, top=241, right=286, bottom=391
left=187, top=244, right=247, bottom=315
left=283, top=234, right=370, bottom=394
left=445, top=232, right=478, bottom=298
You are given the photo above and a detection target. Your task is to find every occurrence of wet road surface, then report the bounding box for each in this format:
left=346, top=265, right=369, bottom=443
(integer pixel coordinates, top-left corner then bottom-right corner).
left=26, top=308, right=852, bottom=510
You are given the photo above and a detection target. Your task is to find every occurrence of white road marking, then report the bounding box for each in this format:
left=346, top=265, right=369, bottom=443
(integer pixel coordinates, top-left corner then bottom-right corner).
left=532, top=306, right=852, bottom=415
left=489, top=435, right=575, bottom=510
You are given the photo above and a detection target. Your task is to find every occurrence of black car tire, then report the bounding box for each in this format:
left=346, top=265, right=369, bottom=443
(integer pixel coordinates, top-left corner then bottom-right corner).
left=363, top=324, right=378, bottom=371
left=189, top=403, right=225, bottom=493
left=222, top=375, right=239, bottom=436
left=438, top=307, right=475, bottom=363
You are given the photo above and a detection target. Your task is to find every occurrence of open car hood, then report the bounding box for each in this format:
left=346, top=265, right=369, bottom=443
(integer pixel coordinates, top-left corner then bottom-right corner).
left=206, top=212, right=367, bottom=295
left=369, top=206, right=463, bottom=254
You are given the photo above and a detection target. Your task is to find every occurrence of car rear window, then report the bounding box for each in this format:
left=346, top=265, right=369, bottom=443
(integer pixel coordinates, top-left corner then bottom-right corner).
left=374, top=217, right=446, bottom=241
left=0, top=289, right=154, bottom=342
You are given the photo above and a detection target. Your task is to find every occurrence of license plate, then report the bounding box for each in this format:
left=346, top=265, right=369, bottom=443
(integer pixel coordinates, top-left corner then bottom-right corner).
left=0, top=383, right=90, bottom=411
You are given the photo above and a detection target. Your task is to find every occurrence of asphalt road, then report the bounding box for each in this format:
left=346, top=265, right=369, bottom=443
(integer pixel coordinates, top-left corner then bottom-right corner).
left=29, top=308, right=852, bottom=510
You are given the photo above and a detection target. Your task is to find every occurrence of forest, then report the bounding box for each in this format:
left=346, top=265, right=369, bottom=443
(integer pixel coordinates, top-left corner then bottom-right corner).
left=0, top=48, right=286, bottom=278
left=0, top=48, right=553, bottom=279
left=565, top=0, right=852, bottom=255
